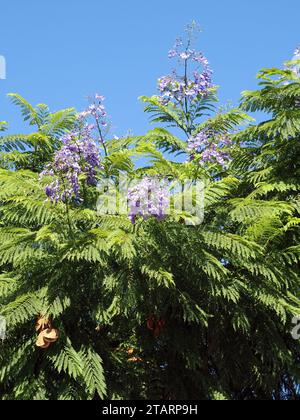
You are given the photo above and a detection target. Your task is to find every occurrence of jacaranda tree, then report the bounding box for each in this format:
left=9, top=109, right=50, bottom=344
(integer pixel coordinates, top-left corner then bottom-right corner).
left=0, top=26, right=300, bottom=400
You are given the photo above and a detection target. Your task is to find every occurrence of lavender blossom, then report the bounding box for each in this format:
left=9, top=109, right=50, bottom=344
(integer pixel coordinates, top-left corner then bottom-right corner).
left=187, top=130, right=232, bottom=168
left=77, top=94, right=109, bottom=152
left=78, top=94, right=108, bottom=127
left=158, top=40, right=213, bottom=106
left=127, top=178, right=170, bottom=224
left=187, top=130, right=210, bottom=155
left=40, top=124, right=101, bottom=203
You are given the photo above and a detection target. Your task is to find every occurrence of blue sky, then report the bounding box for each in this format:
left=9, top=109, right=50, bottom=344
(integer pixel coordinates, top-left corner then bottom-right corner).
left=0, top=0, right=299, bottom=137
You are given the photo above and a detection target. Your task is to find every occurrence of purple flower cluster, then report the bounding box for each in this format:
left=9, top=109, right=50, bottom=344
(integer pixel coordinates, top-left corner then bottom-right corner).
left=187, top=130, right=232, bottom=168
left=40, top=125, right=101, bottom=202
left=78, top=94, right=108, bottom=128
left=158, top=39, right=213, bottom=105
left=168, top=39, right=210, bottom=67
left=127, top=178, right=170, bottom=224
left=77, top=94, right=110, bottom=154
left=187, top=130, right=210, bottom=154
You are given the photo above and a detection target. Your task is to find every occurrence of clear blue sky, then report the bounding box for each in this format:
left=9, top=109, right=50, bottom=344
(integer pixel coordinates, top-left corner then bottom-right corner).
left=0, top=0, right=299, bottom=137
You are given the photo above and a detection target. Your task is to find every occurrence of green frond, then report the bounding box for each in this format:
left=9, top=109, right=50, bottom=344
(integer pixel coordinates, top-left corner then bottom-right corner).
left=141, top=265, right=175, bottom=289
left=40, top=108, right=76, bottom=137
left=49, top=343, right=84, bottom=380
left=0, top=293, right=41, bottom=327
left=82, top=348, right=107, bottom=399
left=8, top=93, right=39, bottom=126
left=195, top=108, right=254, bottom=135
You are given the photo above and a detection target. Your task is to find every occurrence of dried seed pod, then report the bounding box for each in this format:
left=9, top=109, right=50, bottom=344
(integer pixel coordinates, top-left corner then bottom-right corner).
left=43, top=328, right=59, bottom=343
left=147, top=315, right=156, bottom=331
left=36, top=330, right=51, bottom=349
left=35, top=315, right=51, bottom=332
left=128, top=356, right=142, bottom=363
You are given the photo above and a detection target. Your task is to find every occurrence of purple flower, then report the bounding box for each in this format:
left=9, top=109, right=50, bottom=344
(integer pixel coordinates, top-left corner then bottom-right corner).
left=187, top=130, right=209, bottom=154
left=179, top=51, right=192, bottom=60
left=40, top=124, right=102, bottom=203
left=193, top=52, right=209, bottom=66
left=168, top=49, right=178, bottom=59
left=157, top=41, right=213, bottom=106
left=79, top=94, right=109, bottom=134
left=187, top=130, right=232, bottom=168
left=127, top=178, right=170, bottom=223
left=77, top=111, right=90, bottom=120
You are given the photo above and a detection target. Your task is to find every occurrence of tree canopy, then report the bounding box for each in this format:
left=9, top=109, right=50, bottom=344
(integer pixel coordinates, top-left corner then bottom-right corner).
left=0, top=35, right=300, bottom=400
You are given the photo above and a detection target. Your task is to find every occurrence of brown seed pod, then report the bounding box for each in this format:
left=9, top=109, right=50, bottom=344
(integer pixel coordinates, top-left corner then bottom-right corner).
left=128, top=356, right=142, bottom=363
left=35, top=315, right=51, bottom=332
left=36, top=330, right=51, bottom=349
left=147, top=316, right=156, bottom=331
left=147, top=315, right=166, bottom=337
left=43, top=328, right=59, bottom=343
